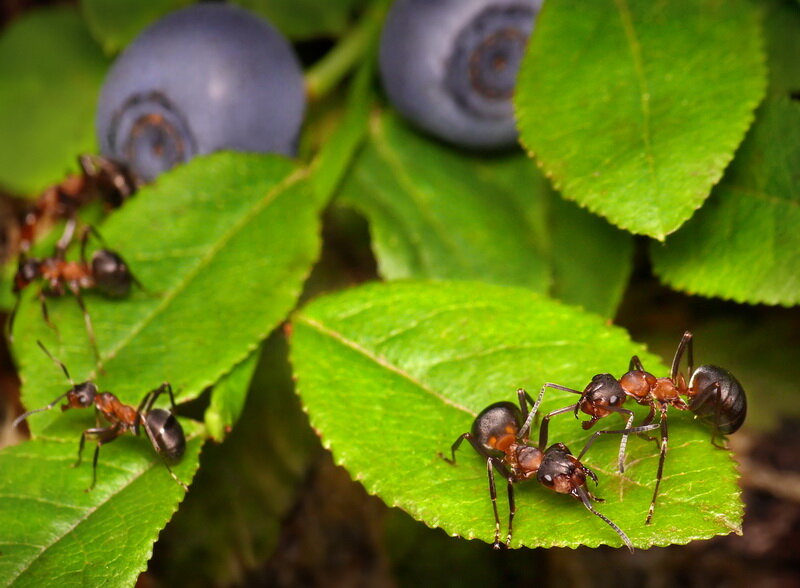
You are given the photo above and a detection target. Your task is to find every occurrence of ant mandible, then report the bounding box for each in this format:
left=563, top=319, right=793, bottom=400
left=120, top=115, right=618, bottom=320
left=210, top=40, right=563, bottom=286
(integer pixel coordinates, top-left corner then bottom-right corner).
left=19, top=154, right=136, bottom=253
left=440, top=388, right=634, bottom=552
left=533, top=331, right=746, bottom=524
left=7, top=223, right=140, bottom=362
left=12, top=341, right=187, bottom=491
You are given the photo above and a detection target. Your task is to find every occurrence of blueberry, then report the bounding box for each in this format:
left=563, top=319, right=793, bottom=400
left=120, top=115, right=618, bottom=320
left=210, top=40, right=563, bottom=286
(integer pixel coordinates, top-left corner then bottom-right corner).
left=379, top=0, right=542, bottom=150
left=96, top=4, right=305, bottom=183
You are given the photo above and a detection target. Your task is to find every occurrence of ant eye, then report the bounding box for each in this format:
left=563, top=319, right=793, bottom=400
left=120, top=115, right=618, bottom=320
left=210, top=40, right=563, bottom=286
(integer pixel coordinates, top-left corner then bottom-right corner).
left=609, top=395, right=618, bottom=404
left=541, top=474, right=553, bottom=485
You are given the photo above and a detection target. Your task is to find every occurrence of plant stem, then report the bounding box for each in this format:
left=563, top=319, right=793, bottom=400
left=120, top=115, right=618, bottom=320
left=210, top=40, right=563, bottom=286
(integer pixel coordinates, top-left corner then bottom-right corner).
left=304, top=1, right=387, bottom=101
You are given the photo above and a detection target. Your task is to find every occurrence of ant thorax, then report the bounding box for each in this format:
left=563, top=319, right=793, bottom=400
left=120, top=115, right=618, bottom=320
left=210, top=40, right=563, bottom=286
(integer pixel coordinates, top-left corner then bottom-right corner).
left=509, top=444, right=542, bottom=479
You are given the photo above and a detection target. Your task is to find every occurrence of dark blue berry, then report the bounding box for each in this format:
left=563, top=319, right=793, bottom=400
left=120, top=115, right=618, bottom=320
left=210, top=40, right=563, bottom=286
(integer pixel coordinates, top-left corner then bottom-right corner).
left=379, top=0, right=541, bottom=150
left=96, top=4, right=305, bottom=183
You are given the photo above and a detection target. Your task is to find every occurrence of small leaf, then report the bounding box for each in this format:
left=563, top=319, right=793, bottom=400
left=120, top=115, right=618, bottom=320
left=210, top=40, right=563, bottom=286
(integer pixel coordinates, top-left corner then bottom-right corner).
left=338, top=111, right=633, bottom=316
left=0, top=421, right=203, bottom=587
left=515, top=0, right=766, bottom=239
left=232, top=0, right=363, bottom=39
left=81, top=0, right=192, bottom=54
left=290, top=281, right=743, bottom=549
left=652, top=1, right=800, bottom=305
left=13, top=153, right=323, bottom=434
left=0, top=7, right=109, bottom=194
left=204, top=349, right=260, bottom=441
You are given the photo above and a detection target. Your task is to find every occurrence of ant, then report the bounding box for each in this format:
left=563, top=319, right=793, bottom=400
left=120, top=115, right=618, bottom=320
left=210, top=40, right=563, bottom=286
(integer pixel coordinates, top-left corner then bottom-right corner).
left=531, top=331, right=747, bottom=524
left=7, top=223, right=140, bottom=362
left=12, top=341, right=187, bottom=491
left=440, top=388, right=634, bottom=552
left=18, top=154, right=136, bottom=253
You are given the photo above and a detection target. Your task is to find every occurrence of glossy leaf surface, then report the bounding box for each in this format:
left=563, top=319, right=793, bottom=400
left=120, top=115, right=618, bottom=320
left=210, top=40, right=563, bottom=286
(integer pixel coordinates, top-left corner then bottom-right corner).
left=338, top=112, right=633, bottom=317
left=290, top=281, right=743, bottom=549
left=652, top=0, right=800, bottom=304
left=515, top=0, right=766, bottom=239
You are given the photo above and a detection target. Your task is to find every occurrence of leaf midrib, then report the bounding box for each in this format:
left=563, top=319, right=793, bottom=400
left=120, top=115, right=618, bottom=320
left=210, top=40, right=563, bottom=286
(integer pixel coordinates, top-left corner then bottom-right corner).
left=92, top=166, right=308, bottom=379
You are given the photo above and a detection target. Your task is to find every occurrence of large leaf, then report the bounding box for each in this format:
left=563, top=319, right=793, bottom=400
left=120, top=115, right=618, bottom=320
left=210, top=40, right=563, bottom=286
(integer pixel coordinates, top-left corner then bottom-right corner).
left=0, top=421, right=203, bottom=587
left=12, top=152, right=323, bottom=429
left=3, top=152, right=324, bottom=584
left=337, top=111, right=633, bottom=317
left=290, top=281, right=743, bottom=550
left=81, top=0, right=192, bottom=54
left=651, top=0, right=800, bottom=304
left=0, top=7, right=109, bottom=195
left=515, top=0, right=766, bottom=239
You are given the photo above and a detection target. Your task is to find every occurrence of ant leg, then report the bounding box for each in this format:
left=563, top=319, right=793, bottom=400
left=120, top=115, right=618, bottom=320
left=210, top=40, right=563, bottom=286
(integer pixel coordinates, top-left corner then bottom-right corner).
left=485, top=457, right=514, bottom=549
left=670, top=331, right=693, bottom=382
left=577, top=420, right=661, bottom=471
left=440, top=432, right=470, bottom=465
left=505, top=475, right=515, bottom=548
left=71, top=287, right=100, bottom=364
left=39, top=291, right=59, bottom=335
left=689, top=382, right=728, bottom=448
left=629, top=355, right=646, bottom=372
left=55, top=217, right=77, bottom=259
left=574, top=486, right=634, bottom=553
left=519, top=383, right=580, bottom=440
left=538, top=404, right=578, bottom=450
left=486, top=458, right=502, bottom=548
left=645, top=407, right=669, bottom=525
left=6, top=293, right=21, bottom=343
left=135, top=383, right=175, bottom=435
left=516, top=386, right=545, bottom=440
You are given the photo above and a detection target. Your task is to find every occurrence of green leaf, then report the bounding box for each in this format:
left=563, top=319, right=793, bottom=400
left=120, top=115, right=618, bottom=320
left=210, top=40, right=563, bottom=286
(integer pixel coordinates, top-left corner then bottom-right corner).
left=204, top=349, right=260, bottom=441
left=13, top=151, right=323, bottom=432
left=0, top=7, right=109, bottom=195
left=515, top=0, right=766, bottom=239
left=3, top=152, right=324, bottom=584
left=0, top=421, right=203, bottom=587
left=651, top=1, right=800, bottom=305
left=81, top=0, right=192, bottom=54
left=337, top=111, right=633, bottom=316
left=290, top=281, right=743, bottom=550
left=232, top=0, right=363, bottom=39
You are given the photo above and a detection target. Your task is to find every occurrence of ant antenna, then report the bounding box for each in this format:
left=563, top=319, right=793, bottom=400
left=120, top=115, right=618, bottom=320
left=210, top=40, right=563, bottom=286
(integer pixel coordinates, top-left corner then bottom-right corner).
left=12, top=391, right=71, bottom=429
left=37, top=340, right=74, bottom=385
left=11, top=341, right=75, bottom=428
left=575, top=486, right=634, bottom=553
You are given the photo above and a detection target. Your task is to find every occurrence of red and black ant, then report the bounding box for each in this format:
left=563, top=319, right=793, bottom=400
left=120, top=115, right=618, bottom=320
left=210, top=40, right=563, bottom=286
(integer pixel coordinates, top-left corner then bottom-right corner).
left=440, top=388, right=634, bottom=552
left=7, top=223, right=140, bottom=362
left=532, top=331, right=747, bottom=524
left=18, top=154, right=136, bottom=253
left=12, top=341, right=187, bottom=491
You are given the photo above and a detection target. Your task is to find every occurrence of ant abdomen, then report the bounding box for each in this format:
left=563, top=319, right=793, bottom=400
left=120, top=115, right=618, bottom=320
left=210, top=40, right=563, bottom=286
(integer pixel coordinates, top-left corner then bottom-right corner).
left=91, top=249, right=133, bottom=297
left=145, top=409, right=186, bottom=462
left=472, top=401, right=522, bottom=449
left=689, top=365, right=747, bottom=434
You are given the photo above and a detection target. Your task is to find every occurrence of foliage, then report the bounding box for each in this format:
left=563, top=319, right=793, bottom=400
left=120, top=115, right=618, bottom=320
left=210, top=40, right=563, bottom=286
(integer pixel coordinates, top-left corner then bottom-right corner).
left=0, top=0, right=795, bottom=584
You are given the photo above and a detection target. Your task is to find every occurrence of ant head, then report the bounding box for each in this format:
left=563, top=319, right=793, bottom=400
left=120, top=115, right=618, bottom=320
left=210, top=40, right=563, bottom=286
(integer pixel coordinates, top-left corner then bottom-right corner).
left=583, top=373, right=625, bottom=407
left=538, top=443, right=586, bottom=494
left=66, top=382, right=98, bottom=409
left=145, top=409, right=186, bottom=463
left=14, top=257, right=41, bottom=292
left=91, top=249, right=133, bottom=297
